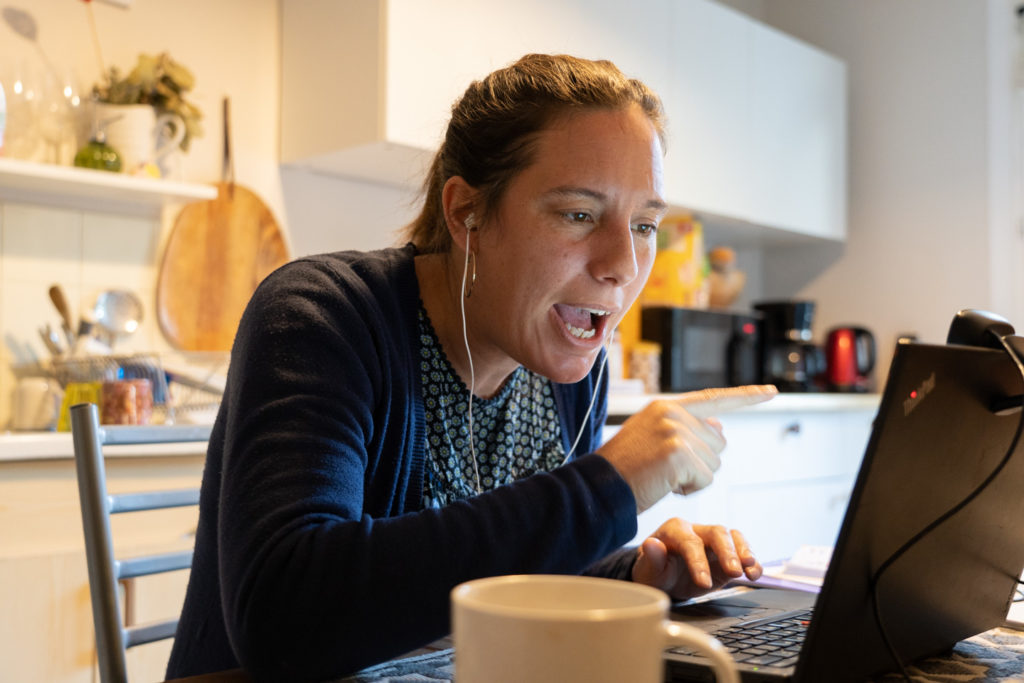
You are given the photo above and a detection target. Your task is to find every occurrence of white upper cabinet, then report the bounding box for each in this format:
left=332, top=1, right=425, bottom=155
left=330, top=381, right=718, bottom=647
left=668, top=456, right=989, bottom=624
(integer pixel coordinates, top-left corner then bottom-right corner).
left=281, top=0, right=846, bottom=243
left=661, top=0, right=754, bottom=222
left=748, top=22, right=847, bottom=240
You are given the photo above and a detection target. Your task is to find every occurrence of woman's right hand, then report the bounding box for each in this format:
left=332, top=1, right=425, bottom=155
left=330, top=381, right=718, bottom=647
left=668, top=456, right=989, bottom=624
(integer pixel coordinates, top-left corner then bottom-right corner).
left=596, top=385, right=777, bottom=512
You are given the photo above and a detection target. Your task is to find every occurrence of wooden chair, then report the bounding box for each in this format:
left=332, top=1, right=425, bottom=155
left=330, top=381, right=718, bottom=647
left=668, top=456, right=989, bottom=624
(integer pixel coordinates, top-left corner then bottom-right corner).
left=70, top=402, right=208, bottom=683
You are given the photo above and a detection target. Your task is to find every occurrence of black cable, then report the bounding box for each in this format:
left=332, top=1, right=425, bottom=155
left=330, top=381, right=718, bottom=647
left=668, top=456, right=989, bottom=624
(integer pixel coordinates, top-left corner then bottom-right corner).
left=869, top=335, right=1024, bottom=682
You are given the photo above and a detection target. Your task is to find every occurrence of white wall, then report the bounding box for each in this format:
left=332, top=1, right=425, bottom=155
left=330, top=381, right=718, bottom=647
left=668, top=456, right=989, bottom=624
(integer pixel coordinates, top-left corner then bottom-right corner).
left=753, top=0, right=1021, bottom=385
left=0, top=0, right=280, bottom=425
left=0, top=0, right=283, bottom=210
left=0, top=0, right=408, bottom=426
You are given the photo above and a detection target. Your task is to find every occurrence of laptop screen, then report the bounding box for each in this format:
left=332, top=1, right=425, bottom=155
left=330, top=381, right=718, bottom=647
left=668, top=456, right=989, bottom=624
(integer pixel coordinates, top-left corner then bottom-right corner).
left=796, top=337, right=1024, bottom=681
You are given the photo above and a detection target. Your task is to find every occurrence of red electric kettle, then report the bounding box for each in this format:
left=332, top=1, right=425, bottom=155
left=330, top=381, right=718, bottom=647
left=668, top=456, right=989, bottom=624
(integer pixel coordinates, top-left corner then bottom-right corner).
left=825, top=326, right=876, bottom=391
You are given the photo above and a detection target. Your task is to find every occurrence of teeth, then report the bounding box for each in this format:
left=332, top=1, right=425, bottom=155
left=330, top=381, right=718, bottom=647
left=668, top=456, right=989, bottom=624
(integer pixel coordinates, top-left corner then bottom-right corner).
left=557, top=306, right=610, bottom=339
left=566, top=323, right=597, bottom=339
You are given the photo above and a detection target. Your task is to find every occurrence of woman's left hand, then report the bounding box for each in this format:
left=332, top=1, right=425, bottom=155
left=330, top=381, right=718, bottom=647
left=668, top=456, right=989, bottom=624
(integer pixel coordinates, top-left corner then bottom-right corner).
left=631, top=518, right=762, bottom=600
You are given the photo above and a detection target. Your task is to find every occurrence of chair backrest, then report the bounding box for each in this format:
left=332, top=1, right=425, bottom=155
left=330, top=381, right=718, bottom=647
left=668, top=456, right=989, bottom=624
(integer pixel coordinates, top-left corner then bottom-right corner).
left=70, top=402, right=210, bottom=683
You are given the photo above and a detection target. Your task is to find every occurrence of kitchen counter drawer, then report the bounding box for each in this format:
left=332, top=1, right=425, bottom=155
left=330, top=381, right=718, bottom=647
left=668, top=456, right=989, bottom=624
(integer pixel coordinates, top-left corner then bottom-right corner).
left=621, top=394, right=877, bottom=558
left=716, top=409, right=873, bottom=486
left=725, top=476, right=854, bottom=562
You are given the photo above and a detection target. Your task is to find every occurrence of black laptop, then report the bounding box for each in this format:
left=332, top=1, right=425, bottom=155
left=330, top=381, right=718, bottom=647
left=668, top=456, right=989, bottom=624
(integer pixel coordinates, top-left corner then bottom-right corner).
left=664, top=311, right=1024, bottom=682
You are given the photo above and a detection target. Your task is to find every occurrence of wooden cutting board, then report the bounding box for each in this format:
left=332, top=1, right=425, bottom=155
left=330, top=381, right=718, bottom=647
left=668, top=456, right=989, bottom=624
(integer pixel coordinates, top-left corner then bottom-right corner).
left=156, top=181, right=289, bottom=351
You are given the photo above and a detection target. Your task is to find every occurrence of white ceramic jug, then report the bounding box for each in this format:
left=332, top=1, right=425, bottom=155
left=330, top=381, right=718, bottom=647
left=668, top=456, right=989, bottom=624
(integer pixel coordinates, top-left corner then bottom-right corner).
left=95, top=102, right=184, bottom=175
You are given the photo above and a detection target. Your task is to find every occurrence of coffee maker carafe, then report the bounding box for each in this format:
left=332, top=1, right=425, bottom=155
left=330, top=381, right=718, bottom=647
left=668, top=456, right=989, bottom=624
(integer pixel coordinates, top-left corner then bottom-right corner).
left=753, top=300, right=821, bottom=392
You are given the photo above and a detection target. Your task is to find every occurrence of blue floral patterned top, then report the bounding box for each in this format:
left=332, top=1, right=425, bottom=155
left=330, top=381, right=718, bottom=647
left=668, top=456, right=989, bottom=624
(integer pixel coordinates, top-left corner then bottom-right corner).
left=418, top=305, right=565, bottom=507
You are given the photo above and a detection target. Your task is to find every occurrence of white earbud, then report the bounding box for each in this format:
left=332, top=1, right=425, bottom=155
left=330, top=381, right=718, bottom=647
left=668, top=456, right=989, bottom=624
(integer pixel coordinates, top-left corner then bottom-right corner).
left=465, top=213, right=477, bottom=231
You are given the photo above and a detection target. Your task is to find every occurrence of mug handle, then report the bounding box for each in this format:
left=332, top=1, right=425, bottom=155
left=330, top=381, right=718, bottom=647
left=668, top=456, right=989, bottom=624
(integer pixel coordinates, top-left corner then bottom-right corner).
left=663, top=621, right=740, bottom=683
left=154, top=113, right=186, bottom=162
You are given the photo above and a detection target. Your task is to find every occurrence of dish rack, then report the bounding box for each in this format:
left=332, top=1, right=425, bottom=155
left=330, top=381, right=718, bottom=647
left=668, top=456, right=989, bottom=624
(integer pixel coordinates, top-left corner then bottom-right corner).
left=16, top=351, right=228, bottom=426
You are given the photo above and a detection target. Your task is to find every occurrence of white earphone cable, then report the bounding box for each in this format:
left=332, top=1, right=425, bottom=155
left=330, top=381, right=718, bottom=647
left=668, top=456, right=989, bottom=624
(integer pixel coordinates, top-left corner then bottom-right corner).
left=562, top=335, right=610, bottom=465
left=459, top=235, right=482, bottom=494
left=458, top=215, right=609, bottom=492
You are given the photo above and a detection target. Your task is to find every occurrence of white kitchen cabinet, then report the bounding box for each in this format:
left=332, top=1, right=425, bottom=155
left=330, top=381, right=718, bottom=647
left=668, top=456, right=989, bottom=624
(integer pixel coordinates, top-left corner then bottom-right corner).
left=280, top=0, right=846, bottom=243
left=661, top=0, right=754, bottom=222
left=381, top=0, right=676, bottom=152
left=710, top=407, right=872, bottom=561
left=748, top=23, right=847, bottom=240
left=281, top=0, right=674, bottom=186
left=615, top=394, right=878, bottom=562
left=0, top=446, right=204, bottom=683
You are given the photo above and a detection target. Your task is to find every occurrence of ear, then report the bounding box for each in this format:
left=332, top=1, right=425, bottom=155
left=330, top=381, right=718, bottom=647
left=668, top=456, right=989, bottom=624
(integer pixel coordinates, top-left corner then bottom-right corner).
left=441, top=176, right=480, bottom=253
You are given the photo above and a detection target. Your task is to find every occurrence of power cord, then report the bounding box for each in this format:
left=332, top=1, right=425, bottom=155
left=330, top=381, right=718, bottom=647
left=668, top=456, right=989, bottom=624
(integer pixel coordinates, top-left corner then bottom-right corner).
left=869, top=334, right=1024, bottom=681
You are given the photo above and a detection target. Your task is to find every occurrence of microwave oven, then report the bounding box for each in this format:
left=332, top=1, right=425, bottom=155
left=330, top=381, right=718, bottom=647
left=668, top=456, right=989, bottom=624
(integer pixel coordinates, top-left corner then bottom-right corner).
left=640, top=306, right=761, bottom=392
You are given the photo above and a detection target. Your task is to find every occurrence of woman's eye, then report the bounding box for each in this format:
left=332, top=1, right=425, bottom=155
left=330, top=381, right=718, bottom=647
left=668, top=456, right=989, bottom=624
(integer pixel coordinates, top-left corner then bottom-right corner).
left=563, top=211, right=593, bottom=223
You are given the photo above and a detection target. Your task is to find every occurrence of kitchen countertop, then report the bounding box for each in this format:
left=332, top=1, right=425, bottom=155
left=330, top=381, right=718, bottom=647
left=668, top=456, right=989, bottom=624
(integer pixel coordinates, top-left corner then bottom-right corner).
left=0, top=424, right=213, bottom=463
left=1, top=394, right=879, bottom=463
left=607, top=391, right=881, bottom=418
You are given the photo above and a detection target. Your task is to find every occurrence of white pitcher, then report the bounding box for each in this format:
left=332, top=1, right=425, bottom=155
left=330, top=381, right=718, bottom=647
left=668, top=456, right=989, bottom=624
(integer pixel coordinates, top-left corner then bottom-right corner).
left=95, top=102, right=184, bottom=175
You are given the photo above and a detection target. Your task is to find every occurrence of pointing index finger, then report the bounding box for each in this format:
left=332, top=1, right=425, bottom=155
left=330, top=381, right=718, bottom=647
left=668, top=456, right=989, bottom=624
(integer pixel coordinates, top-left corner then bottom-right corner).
left=675, top=385, right=778, bottom=418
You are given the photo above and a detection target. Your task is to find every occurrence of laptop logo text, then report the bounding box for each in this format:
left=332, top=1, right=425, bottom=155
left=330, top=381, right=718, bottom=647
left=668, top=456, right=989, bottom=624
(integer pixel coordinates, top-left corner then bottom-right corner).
left=904, top=372, right=936, bottom=417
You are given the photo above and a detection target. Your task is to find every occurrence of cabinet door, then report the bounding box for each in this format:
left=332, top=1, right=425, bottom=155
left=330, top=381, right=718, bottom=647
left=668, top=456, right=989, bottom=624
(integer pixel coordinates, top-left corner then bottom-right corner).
left=123, top=568, right=192, bottom=681
left=716, top=412, right=865, bottom=486
left=383, top=0, right=674, bottom=152
left=748, top=23, right=847, bottom=239
left=284, top=0, right=847, bottom=241
left=726, top=476, right=853, bottom=563
left=715, top=409, right=872, bottom=561
left=662, top=0, right=755, bottom=219
left=632, top=490, right=710, bottom=545
left=0, top=455, right=203, bottom=683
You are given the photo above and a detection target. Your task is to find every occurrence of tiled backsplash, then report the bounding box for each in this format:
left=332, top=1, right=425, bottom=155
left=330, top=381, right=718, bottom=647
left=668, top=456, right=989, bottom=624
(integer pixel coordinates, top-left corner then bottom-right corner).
left=1, top=200, right=175, bottom=427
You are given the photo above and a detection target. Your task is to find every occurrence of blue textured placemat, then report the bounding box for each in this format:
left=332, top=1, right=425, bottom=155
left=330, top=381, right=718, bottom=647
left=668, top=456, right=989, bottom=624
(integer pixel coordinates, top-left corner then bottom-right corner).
left=335, top=628, right=1024, bottom=682
left=337, top=649, right=455, bottom=683
left=875, top=628, right=1024, bottom=682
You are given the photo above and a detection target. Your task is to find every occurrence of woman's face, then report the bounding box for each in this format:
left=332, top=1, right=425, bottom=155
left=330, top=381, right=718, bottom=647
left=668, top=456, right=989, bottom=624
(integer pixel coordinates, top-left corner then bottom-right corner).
left=468, top=104, right=667, bottom=384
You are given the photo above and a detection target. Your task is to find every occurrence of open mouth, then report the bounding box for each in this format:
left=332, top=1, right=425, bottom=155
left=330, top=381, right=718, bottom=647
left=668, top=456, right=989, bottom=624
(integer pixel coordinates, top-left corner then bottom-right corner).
left=553, top=304, right=612, bottom=340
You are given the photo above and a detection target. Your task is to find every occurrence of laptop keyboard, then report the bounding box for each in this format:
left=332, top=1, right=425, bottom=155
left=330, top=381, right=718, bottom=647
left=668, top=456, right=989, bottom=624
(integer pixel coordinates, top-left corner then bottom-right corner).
left=670, top=609, right=812, bottom=669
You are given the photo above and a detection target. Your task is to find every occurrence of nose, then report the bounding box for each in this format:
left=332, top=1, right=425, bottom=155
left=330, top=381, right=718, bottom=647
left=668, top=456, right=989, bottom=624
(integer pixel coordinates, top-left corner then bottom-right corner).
left=589, top=219, right=639, bottom=286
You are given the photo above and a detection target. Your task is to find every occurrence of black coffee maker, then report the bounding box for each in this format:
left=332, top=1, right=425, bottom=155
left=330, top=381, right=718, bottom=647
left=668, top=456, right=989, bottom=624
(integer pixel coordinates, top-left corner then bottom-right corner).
left=753, top=300, right=823, bottom=392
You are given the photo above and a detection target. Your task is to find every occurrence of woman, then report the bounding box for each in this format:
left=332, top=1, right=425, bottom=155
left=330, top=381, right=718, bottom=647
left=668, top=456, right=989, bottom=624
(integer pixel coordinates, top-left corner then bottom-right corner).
left=166, top=53, right=775, bottom=681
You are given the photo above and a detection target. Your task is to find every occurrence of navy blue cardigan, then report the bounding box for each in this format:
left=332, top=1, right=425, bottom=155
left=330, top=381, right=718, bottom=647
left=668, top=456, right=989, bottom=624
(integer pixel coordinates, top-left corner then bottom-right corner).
left=166, top=245, right=638, bottom=681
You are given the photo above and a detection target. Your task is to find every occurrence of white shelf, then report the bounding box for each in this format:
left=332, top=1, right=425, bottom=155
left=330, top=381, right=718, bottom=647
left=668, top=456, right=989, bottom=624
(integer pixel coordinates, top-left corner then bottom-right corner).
left=0, top=157, right=217, bottom=216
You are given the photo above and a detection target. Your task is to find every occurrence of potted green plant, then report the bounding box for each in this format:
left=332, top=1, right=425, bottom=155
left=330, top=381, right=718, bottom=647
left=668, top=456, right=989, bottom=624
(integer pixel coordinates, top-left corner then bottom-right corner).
left=84, top=52, right=203, bottom=174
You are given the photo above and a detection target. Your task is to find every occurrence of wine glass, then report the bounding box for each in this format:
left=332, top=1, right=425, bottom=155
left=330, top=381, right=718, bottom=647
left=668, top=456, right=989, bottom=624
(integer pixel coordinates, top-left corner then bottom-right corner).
left=1, top=56, right=45, bottom=161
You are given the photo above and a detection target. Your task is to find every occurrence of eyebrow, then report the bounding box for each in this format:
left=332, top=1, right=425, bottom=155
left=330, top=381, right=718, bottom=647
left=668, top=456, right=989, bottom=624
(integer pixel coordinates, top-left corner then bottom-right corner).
left=545, top=185, right=668, bottom=213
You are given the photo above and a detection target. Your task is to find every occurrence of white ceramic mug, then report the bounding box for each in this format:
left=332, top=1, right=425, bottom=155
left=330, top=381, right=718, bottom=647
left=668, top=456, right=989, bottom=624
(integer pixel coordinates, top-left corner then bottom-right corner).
left=451, top=574, right=738, bottom=683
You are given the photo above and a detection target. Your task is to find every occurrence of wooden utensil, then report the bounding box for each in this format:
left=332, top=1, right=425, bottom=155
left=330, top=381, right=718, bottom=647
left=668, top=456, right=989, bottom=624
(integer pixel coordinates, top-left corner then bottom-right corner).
left=48, top=284, right=76, bottom=347
left=156, top=98, right=289, bottom=351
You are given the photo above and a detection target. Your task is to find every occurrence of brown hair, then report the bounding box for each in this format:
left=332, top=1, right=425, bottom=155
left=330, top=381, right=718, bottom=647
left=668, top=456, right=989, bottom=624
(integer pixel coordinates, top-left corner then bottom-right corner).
left=403, top=53, right=667, bottom=253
